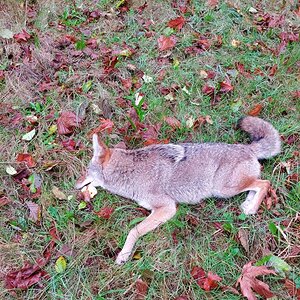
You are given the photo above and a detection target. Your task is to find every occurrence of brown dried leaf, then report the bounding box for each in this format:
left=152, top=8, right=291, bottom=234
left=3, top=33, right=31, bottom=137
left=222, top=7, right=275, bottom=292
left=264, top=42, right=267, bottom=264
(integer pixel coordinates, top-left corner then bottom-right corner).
left=26, top=201, right=41, bottom=223
left=157, top=35, right=177, bottom=51
left=0, top=194, right=12, bottom=207
left=237, top=228, right=249, bottom=254
left=135, top=278, right=148, bottom=299
left=164, top=116, right=181, bottom=129
left=236, top=261, right=276, bottom=300
left=95, top=207, right=114, bottom=219
left=57, top=111, right=82, bottom=135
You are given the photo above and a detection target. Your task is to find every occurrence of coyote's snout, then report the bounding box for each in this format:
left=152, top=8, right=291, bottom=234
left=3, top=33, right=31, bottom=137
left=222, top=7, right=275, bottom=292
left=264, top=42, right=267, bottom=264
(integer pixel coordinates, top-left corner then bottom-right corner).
left=75, top=116, right=281, bottom=264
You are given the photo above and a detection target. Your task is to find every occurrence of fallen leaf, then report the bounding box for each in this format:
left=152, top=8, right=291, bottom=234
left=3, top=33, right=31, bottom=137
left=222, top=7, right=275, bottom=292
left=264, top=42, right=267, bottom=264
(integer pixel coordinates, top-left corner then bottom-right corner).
left=157, top=35, right=177, bottom=51
left=55, top=256, right=67, bottom=273
left=247, top=104, right=263, bottom=116
left=237, top=228, right=249, bottom=254
left=164, top=116, right=181, bottom=129
left=207, top=0, right=218, bottom=8
left=202, top=84, right=215, bottom=95
left=268, top=65, right=277, bottom=77
left=136, top=2, right=148, bottom=14
left=135, top=278, right=148, bottom=300
left=236, top=261, right=276, bottom=300
left=284, top=279, right=300, bottom=298
left=5, top=263, right=49, bottom=290
left=78, top=201, right=87, bottom=210
left=26, top=201, right=41, bottom=223
left=5, top=236, right=56, bottom=290
left=191, top=266, right=222, bottom=291
left=88, top=118, right=114, bottom=136
left=168, top=16, right=186, bottom=31
left=52, top=186, right=67, bottom=200
left=57, top=111, right=82, bottom=135
left=6, top=166, right=17, bottom=175
left=0, top=194, right=12, bottom=207
left=95, top=207, right=114, bottom=219
left=13, top=29, right=31, bottom=43
left=16, top=153, right=36, bottom=168
left=22, top=128, right=36, bottom=141
left=220, top=80, right=234, bottom=93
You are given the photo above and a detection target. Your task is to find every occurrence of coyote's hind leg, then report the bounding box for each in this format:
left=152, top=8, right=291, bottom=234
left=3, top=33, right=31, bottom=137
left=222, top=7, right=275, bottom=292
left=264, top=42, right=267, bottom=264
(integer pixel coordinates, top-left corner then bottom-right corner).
left=241, top=180, right=270, bottom=215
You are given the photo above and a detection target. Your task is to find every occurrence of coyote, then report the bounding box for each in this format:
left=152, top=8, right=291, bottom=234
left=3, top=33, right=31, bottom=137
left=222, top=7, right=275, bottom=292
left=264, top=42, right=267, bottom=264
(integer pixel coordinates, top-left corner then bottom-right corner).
left=75, top=117, right=281, bottom=264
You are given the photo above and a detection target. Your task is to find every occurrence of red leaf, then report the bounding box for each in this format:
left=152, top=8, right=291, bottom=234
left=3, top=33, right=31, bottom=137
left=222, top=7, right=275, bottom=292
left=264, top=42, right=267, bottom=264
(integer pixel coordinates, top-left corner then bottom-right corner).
left=5, top=263, right=49, bottom=290
left=135, top=278, right=148, bottom=299
left=164, top=116, right=181, bottom=129
left=103, top=56, right=118, bottom=74
left=207, top=0, right=218, bottom=8
left=268, top=65, right=277, bottom=77
left=13, top=29, right=31, bottom=43
left=121, top=77, right=133, bottom=91
left=57, top=111, right=83, bottom=135
left=236, top=261, right=276, bottom=300
left=0, top=70, right=5, bottom=80
left=191, top=266, right=206, bottom=281
left=88, top=118, right=114, bottom=137
left=191, top=266, right=222, bottom=291
left=95, top=207, right=114, bottom=219
left=61, top=139, right=77, bottom=150
left=285, top=279, right=300, bottom=298
left=0, top=195, right=12, bottom=207
left=168, top=16, right=186, bottom=31
left=247, top=104, right=263, bottom=117
left=172, top=0, right=190, bottom=14
left=202, top=84, right=215, bottom=95
left=202, top=272, right=222, bottom=291
left=219, top=80, right=234, bottom=93
left=136, top=2, right=148, bottom=14
left=235, top=62, right=252, bottom=78
left=16, top=153, right=36, bottom=168
left=291, top=90, right=300, bottom=99
left=49, top=225, right=60, bottom=242
left=4, top=236, right=57, bottom=290
left=157, top=35, right=177, bottom=51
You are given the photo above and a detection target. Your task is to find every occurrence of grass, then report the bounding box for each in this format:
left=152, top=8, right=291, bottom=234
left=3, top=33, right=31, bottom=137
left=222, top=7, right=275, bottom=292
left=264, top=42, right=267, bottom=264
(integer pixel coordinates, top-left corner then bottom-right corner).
left=0, top=0, right=299, bottom=299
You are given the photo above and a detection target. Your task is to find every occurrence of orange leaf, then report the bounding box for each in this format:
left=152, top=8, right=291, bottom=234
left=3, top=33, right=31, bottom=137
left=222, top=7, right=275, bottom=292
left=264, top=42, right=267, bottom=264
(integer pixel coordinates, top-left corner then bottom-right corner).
left=247, top=104, right=263, bottom=116
left=16, top=153, right=36, bottom=168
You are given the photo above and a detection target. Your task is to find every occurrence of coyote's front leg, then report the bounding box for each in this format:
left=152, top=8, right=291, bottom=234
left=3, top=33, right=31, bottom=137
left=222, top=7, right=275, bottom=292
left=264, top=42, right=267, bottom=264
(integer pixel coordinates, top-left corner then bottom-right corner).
left=116, top=202, right=177, bottom=264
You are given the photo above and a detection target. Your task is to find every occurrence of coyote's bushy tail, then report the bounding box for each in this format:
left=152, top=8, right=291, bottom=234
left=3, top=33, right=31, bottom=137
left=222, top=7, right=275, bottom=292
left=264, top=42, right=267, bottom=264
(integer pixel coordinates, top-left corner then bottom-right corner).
left=238, top=116, right=281, bottom=159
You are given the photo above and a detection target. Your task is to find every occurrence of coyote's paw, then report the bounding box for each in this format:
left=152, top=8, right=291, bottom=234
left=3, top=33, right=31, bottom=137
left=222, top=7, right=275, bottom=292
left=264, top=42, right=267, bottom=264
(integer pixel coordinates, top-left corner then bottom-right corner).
left=116, top=251, right=131, bottom=265
left=241, top=201, right=257, bottom=215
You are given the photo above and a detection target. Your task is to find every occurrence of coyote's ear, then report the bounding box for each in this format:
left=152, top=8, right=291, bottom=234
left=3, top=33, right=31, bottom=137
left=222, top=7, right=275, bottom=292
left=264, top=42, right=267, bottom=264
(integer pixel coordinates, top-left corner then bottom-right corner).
left=92, top=134, right=110, bottom=164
